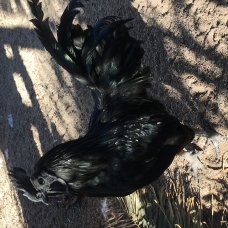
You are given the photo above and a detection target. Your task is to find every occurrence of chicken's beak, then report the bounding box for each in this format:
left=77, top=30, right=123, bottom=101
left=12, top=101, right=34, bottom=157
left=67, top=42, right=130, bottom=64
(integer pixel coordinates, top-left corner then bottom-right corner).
left=41, top=191, right=49, bottom=205
left=49, top=178, right=68, bottom=195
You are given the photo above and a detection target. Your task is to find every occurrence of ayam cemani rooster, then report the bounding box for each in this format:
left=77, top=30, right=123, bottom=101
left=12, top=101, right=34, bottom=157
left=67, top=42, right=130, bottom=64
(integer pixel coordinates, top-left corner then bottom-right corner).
left=10, top=0, right=227, bottom=205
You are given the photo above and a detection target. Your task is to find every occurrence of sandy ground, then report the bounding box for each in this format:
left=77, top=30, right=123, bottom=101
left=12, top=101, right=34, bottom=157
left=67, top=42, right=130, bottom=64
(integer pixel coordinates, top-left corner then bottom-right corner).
left=0, top=0, right=228, bottom=227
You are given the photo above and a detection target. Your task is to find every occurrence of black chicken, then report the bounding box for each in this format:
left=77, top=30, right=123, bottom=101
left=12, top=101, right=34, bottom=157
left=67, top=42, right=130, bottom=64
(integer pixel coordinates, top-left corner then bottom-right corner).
left=10, top=0, right=223, bottom=205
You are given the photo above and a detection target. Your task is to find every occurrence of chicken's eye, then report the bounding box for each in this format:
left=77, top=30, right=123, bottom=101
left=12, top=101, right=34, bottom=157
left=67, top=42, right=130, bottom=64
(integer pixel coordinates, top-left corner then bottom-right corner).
left=38, top=177, right=45, bottom=185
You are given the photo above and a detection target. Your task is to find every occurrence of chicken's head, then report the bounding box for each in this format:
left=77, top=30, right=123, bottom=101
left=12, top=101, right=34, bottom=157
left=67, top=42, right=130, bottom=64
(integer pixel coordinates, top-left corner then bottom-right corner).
left=9, top=167, right=68, bottom=205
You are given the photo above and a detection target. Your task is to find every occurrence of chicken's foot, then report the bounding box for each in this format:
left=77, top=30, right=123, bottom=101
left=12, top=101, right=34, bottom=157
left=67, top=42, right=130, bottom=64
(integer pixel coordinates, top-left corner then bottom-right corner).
left=194, top=129, right=228, bottom=160
left=181, top=150, right=209, bottom=186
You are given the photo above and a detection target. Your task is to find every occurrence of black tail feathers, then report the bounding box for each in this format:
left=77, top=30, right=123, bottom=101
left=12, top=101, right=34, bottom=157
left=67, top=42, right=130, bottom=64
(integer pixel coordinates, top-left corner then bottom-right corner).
left=29, top=0, right=151, bottom=97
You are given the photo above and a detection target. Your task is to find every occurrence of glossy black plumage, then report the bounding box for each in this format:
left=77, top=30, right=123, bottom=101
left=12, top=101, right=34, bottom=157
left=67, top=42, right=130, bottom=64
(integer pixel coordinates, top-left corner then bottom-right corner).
left=10, top=0, right=194, bottom=204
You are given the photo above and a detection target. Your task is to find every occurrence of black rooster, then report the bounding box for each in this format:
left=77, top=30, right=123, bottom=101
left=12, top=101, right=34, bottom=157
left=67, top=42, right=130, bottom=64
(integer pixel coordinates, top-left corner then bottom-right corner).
left=10, top=0, right=223, bottom=205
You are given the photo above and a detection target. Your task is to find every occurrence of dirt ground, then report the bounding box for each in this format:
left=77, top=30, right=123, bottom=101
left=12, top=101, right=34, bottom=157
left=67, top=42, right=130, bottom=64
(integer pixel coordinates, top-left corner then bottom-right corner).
left=0, top=0, right=228, bottom=227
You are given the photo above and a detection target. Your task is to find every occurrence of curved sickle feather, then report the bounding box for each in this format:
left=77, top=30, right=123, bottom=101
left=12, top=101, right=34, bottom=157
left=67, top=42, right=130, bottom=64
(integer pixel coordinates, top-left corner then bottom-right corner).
left=28, top=0, right=88, bottom=85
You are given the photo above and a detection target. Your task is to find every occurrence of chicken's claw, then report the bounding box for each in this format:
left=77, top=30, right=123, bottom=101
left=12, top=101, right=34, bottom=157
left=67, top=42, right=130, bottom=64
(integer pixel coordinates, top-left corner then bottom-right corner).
left=182, top=150, right=209, bottom=186
left=195, top=129, right=228, bottom=160
left=205, top=133, right=228, bottom=160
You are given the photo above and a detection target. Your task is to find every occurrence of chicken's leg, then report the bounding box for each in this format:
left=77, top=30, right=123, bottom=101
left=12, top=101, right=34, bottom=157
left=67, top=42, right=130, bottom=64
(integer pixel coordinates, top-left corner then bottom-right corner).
left=179, top=129, right=227, bottom=185
left=180, top=150, right=208, bottom=186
